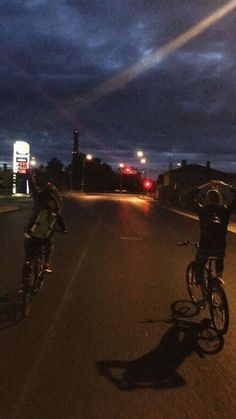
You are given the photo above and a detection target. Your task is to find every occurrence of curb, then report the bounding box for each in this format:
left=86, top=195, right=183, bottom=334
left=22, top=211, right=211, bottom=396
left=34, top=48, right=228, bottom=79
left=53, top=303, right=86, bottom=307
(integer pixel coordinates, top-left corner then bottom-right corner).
left=0, top=205, right=20, bottom=213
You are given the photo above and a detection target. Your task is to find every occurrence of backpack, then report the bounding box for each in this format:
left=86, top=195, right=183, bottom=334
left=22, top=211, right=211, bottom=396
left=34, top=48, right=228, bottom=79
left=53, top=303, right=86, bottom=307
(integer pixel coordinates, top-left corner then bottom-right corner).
left=203, top=212, right=224, bottom=240
left=30, top=209, right=57, bottom=239
left=46, top=184, right=62, bottom=214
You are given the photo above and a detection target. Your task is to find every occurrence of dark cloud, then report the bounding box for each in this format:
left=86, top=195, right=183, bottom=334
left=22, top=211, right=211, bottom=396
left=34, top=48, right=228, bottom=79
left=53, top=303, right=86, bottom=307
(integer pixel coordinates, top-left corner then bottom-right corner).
left=0, top=0, right=236, bottom=176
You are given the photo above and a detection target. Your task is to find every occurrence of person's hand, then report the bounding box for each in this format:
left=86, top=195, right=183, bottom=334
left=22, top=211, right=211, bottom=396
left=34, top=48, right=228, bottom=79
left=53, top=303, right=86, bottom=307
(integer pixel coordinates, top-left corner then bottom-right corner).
left=217, top=180, right=229, bottom=187
left=210, top=180, right=229, bottom=188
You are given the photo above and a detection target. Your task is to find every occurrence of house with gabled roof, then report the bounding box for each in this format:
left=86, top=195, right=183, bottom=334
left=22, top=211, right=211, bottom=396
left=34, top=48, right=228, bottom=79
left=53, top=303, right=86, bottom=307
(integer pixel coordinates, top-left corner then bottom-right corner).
left=157, top=161, right=236, bottom=206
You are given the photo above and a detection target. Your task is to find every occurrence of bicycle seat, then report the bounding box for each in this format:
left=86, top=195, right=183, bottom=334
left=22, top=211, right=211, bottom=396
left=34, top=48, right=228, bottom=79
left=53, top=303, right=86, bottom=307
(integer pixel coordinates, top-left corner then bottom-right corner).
left=208, top=256, right=218, bottom=261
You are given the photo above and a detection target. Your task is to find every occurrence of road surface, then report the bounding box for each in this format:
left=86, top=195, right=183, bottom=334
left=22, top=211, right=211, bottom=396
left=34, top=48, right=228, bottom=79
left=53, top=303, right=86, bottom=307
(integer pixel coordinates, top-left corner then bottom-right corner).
left=0, top=193, right=236, bottom=419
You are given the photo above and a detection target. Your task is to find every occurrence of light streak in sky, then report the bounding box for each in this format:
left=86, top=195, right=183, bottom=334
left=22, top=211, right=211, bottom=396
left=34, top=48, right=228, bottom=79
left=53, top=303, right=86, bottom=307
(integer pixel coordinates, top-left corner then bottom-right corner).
left=75, top=0, right=236, bottom=110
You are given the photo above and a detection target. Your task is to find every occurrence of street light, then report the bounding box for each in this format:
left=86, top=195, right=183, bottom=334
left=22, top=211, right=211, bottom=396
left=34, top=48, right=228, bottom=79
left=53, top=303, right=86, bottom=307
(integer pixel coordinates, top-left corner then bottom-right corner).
left=137, top=150, right=144, bottom=158
left=119, top=163, right=124, bottom=193
left=140, top=157, right=147, bottom=177
left=30, top=156, right=36, bottom=168
left=81, top=154, right=92, bottom=192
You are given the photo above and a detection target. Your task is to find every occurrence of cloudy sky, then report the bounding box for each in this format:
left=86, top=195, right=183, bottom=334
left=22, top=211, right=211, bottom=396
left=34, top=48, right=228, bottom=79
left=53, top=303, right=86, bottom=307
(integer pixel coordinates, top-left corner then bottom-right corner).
left=1, top=0, right=236, bottom=176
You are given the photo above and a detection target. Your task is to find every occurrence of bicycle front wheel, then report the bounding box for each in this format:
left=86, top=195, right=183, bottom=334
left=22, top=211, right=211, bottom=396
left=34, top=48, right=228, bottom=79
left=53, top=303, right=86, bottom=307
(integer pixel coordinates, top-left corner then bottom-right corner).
left=186, top=262, right=207, bottom=305
left=208, top=280, right=229, bottom=335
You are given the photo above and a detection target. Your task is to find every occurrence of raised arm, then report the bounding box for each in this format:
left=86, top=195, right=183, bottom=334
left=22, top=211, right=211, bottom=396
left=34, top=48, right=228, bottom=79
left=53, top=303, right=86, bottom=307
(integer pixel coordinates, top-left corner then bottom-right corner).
left=227, top=186, right=236, bottom=213
left=188, top=187, right=203, bottom=212
left=26, top=169, right=40, bottom=201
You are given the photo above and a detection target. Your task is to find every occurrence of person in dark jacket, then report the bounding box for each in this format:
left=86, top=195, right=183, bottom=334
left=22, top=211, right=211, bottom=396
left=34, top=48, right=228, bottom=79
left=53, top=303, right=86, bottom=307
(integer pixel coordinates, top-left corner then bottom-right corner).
left=192, top=180, right=236, bottom=283
left=24, top=169, right=67, bottom=273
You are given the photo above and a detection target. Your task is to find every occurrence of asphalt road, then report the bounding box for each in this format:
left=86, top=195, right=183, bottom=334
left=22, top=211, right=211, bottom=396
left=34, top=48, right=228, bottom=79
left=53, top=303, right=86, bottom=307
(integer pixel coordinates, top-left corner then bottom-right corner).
left=0, top=193, right=236, bottom=419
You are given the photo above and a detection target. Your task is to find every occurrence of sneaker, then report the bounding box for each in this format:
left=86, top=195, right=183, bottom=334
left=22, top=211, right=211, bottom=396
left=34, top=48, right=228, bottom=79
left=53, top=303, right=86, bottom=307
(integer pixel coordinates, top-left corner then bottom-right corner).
left=44, top=263, right=53, bottom=273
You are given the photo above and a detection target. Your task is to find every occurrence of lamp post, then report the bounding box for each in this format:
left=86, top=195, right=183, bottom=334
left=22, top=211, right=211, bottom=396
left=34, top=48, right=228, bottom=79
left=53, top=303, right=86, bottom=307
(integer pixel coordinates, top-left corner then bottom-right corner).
left=81, top=154, right=92, bottom=192
left=30, top=156, right=36, bottom=169
left=136, top=150, right=146, bottom=193
left=168, top=137, right=172, bottom=171
left=140, top=157, right=147, bottom=177
left=119, top=163, right=124, bottom=193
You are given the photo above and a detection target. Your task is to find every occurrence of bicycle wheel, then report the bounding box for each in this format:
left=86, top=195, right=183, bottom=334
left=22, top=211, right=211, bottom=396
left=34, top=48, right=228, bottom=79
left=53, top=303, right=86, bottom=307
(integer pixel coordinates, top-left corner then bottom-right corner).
left=22, top=262, right=35, bottom=317
left=208, top=280, right=229, bottom=335
left=186, top=262, right=208, bottom=305
left=33, top=249, right=46, bottom=293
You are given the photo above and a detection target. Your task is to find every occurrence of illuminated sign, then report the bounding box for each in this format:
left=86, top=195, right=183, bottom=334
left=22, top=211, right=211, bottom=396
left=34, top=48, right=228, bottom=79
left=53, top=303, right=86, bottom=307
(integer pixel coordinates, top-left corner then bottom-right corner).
left=13, top=141, right=30, bottom=193
left=13, top=141, right=30, bottom=174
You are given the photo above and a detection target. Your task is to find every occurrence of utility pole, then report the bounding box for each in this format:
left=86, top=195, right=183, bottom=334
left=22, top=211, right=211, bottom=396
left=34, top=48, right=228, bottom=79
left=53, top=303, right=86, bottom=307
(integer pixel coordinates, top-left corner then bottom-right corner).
left=73, top=129, right=79, bottom=155
left=71, top=128, right=79, bottom=191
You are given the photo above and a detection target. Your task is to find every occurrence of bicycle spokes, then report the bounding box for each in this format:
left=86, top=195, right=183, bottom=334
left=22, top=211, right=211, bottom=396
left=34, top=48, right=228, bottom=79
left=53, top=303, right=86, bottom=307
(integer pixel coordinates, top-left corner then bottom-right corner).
left=186, top=263, right=207, bottom=305
left=209, top=284, right=229, bottom=335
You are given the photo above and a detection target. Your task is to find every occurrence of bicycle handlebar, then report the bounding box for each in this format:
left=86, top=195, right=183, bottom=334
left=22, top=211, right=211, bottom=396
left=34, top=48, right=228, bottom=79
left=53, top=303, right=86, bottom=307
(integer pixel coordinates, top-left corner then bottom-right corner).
left=177, top=240, right=199, bottom=247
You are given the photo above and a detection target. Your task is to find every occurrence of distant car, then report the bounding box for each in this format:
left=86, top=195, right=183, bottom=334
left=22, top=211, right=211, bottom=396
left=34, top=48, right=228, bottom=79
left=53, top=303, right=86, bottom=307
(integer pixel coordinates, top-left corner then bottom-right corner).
left=114, top=189, right=127, bottom=193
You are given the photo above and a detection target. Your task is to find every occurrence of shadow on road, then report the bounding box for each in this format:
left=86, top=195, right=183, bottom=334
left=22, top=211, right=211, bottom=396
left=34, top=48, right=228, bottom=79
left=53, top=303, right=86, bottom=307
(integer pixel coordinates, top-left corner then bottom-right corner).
left=170, top=299, right=224, bottom=356
left=97, top=300, right=224, bottom=391
left=0, top=290, right=23, bottom=329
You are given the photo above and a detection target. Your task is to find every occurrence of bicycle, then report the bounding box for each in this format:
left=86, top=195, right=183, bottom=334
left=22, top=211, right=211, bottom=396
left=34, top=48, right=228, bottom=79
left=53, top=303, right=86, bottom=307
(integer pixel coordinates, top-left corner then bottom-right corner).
left=21, top=237, right=47, bottom=317
left=177, top=240, right=229, bottom=335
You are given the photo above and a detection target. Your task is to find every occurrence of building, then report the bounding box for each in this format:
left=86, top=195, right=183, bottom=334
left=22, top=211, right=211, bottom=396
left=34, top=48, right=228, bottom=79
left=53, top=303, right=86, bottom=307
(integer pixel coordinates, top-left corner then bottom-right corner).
left=157, top=161, right=236, bottom=206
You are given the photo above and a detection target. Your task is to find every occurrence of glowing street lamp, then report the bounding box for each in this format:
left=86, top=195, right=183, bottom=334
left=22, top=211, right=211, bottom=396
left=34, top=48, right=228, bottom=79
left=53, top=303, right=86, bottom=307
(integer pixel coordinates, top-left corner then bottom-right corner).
left=86, top=154, right=92, bottom=161
left=30, top=156, right=36, bottom=168
left=119, top=163, right=124, bottom=192
left=137, top=150, right=144, bottom=158
left=140, top=157, right=147, bottom=177
left=81, top=154, right=93, bottom=192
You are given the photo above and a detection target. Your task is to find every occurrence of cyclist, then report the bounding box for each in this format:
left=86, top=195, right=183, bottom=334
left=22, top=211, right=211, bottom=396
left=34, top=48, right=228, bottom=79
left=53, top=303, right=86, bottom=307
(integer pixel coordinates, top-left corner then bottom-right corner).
left=191, top=180, right=236, bottom=283
left=24, top=169, right=66, bottom=273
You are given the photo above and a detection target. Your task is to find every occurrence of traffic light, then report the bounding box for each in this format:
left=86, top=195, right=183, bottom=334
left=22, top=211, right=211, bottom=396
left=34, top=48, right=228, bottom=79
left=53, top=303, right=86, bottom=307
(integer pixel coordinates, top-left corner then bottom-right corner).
left=124, top=166, right=131, bottom=174
left=143, top=178, right=153, bottom=191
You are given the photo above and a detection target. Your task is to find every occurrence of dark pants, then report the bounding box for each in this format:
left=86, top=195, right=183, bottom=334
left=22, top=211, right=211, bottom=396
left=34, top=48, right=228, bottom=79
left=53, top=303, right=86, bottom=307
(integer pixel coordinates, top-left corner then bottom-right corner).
left=24, top=234, right=54, bottom=264
left=195, top=247, right=225, bottom=283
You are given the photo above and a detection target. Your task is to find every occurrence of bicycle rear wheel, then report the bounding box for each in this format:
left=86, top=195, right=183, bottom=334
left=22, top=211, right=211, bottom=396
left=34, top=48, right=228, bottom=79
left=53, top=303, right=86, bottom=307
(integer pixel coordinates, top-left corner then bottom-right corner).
left=208, top=280, right=229, bottom=335
left=33, top=247, right=46, bottom=292
left=186, top=262, right=208, bottom=305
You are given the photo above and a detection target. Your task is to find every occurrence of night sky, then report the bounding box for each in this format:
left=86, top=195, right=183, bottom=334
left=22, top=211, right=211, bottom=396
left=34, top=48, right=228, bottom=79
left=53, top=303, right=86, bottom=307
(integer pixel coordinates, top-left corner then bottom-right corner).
left=1, top=0, right=236, bottom=177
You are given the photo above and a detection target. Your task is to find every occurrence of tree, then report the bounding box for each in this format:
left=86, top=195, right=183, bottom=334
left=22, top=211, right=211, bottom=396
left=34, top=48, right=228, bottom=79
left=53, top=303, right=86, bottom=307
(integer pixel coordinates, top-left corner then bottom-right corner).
left=46, top=157, right=64, bottom=188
